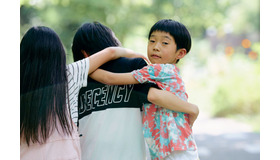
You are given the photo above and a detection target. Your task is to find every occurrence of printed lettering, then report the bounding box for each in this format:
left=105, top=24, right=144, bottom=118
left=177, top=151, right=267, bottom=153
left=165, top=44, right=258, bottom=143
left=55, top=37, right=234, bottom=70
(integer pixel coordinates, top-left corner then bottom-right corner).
left=125, top=85, right=134, bottom=102
left=107, top=85, right=116, bottom=104
left=79, top=93, right=86, bottom=115
left=114, top=85, right=125, bottom=103
left=85, top=90, right=94, bottom=111
left=92, top=88, right=101, bottom=107
left=79, top=84, right=135, bottom=116
left=99, top=86, right=108, bottom=106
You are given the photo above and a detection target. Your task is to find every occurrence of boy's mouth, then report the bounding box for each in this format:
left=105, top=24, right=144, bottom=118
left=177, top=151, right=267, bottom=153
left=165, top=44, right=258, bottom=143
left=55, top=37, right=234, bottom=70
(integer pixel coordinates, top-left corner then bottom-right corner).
left=151, top=54, right=161, bottom=59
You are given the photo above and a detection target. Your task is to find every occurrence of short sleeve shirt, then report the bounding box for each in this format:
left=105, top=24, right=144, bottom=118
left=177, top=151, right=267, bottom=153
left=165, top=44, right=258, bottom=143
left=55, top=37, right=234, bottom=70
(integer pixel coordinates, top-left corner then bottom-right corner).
left=132, top=64, right=197, bottom=160
left=66, top=58, right=89, bottom=125
left=20, top=59, right=89, bottom=160
left=77, top=57, right=157, bottom=160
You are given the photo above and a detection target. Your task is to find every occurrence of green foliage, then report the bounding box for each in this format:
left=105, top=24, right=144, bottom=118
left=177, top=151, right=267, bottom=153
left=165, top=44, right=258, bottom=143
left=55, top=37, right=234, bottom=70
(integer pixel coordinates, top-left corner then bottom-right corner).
left=20, top=0, right=260, bottom=130
left=211, top=54, right=260, bottom=117
left=181, top=38, right=260, bottom=131
left=20, top=0, right=260, bottom=57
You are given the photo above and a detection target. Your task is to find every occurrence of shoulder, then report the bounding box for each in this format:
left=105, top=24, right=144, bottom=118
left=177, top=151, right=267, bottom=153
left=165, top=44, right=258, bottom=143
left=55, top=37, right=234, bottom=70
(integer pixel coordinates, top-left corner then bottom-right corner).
left=66, top=58, right=89, bottom=84
left=146, top=64, right=177, bottom=72
left=115, top=57, right=148, bottom=70
left=100, top=57, right=147, bottom=72
left=148, top=63, right=175, bottom=68
left=67, top=58, right=89, bottom=71
left=130, top=58, right=148, bottom=70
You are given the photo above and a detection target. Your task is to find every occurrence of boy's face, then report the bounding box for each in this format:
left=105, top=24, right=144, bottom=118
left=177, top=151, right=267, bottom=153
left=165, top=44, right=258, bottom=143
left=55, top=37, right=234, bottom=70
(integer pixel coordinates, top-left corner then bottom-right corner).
left=147, top=31, right=181, bottom=64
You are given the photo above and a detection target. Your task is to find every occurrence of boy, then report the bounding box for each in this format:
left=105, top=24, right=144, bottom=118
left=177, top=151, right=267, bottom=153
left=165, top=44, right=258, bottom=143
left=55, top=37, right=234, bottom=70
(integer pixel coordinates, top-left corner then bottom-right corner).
left=72, top=21, right=199, bottom=160
left=91, top=19, right=199, bottom=160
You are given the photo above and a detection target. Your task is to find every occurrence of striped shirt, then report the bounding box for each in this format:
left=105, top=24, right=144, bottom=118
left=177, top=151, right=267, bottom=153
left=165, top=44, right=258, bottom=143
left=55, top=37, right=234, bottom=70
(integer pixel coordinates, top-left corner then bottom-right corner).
left=20, top=58, right=89, bottom=160
left=67, top=58, right=89, bottom=125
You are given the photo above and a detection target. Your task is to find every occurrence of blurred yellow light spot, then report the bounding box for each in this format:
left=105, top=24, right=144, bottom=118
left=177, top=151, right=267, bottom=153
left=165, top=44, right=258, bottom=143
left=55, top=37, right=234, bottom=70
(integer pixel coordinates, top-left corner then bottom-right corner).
left=242, top=39, right=251, bottom=48
left=225, top=46, right=234, bottom=56
left=248, top=51, right=258, bottom=60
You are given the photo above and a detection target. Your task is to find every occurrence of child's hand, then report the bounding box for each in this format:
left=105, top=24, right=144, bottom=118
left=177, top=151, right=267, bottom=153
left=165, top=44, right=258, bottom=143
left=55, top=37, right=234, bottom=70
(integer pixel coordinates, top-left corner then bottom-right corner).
left=188, top=103, right=199, bottom=128
left=189, top=114, right=197, bottom=128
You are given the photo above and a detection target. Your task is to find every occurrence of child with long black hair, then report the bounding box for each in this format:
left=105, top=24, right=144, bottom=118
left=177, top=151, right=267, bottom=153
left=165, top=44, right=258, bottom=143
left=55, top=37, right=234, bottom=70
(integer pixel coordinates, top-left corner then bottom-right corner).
left=20, top=26, right=143, bottom=160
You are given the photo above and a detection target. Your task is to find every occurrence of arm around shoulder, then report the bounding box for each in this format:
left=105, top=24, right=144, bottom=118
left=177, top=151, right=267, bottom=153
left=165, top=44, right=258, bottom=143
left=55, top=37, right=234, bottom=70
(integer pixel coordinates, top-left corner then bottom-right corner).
left=148, top=87, right=199, bottom=126
left=87, top=47, right=147, bottom=74
left=90, top=69, right=139, bottom=85
left=147, top=87, right=199, bottom=116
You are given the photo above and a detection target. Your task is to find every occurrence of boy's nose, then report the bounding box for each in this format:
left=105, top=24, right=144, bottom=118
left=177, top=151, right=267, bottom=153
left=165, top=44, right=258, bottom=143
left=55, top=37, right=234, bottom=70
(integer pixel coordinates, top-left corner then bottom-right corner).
left=153, top=43, right=160, bottom=51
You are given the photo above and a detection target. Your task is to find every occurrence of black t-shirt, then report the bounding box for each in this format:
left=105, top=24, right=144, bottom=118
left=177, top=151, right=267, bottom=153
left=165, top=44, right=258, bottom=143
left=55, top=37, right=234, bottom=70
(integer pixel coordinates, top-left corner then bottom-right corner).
left=78, top=57, right=157, bottom=120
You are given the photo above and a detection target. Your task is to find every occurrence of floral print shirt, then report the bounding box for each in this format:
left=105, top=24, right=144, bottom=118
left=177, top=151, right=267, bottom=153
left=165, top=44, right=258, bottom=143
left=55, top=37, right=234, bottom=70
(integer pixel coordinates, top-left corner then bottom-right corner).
left=132, top=64, right=197, bottom=160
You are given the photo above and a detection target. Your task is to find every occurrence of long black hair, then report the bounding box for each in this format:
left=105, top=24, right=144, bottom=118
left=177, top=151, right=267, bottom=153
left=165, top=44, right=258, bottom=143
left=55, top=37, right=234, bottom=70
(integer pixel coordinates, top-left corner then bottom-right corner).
left=72, top=21, right=121, bottom=61
left=20, top=26, right=73, bottom=145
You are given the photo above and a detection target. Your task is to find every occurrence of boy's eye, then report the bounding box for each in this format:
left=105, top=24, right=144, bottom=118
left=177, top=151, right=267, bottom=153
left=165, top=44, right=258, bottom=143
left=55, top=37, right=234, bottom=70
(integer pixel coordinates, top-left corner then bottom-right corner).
left=163, top=42, right=169, bottom=45
left=149, top=40, right=155, bottom=43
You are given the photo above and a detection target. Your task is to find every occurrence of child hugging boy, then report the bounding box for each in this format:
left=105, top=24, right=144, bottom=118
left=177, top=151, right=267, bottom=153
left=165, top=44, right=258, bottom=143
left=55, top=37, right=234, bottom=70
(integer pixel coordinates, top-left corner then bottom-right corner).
left=91, top=19, right=199, bottom=160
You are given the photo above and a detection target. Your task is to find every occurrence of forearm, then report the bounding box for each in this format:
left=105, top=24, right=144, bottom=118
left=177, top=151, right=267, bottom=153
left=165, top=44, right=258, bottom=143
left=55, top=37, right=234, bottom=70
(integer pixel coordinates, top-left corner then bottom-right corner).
left=87, top=47, right=148, bottom=74
left=90, top=69, right=139, bottom=85
left=87, top=47, right=115, bottom=74
left=147, top=87, right=199, bottom=116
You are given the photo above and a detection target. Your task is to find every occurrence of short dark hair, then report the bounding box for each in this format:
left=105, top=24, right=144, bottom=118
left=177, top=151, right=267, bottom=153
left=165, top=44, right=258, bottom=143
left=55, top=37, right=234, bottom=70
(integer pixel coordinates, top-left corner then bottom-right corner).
left=148, top=19, right=192, bottom=53
left=72, top=21, right=121, bottom=61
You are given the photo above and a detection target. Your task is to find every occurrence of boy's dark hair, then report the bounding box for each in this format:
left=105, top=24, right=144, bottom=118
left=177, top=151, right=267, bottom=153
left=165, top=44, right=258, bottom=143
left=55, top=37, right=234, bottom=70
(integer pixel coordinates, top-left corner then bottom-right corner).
left=72, top=21, right=121, bottom=61
left=148, top=19, right=192, bottom=54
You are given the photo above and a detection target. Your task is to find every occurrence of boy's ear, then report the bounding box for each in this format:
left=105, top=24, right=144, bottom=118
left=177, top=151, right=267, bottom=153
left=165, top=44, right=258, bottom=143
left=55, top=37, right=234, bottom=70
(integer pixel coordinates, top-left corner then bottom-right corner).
left=176, top=48, right=187, bottom=60
left=81, top=50, right=89, bottom=58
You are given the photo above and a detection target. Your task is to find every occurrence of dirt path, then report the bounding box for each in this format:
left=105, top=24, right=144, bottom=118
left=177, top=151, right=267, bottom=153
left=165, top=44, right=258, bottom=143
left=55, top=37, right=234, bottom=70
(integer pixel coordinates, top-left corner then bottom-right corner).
left=193, top=112, right=260, bottom=160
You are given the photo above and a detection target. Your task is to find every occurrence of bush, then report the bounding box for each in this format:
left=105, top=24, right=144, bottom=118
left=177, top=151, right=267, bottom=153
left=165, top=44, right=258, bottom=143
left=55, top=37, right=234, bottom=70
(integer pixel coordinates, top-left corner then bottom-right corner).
left=211, top=53, right=260, bottom=117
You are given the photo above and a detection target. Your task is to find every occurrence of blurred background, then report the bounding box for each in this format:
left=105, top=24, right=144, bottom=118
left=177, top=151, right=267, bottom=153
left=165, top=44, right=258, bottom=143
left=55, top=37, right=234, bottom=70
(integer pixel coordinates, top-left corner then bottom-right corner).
left=20, top=0, right=260, bottom=159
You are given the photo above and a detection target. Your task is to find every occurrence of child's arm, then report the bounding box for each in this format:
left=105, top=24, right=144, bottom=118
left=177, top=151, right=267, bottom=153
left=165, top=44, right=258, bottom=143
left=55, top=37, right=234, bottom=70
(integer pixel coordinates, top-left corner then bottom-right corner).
left=90, top=69, right=139, bottom=85
left=87, top=47, right=146, bottom=74
left=147, top=87, right=199, bottom=127
left=90, top=69, right=199, bottom=125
